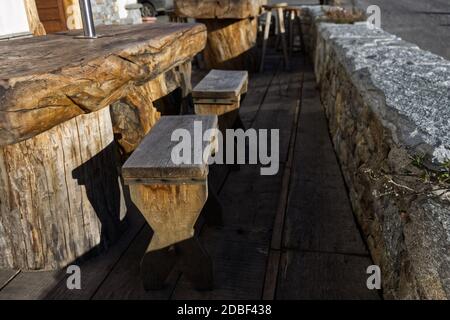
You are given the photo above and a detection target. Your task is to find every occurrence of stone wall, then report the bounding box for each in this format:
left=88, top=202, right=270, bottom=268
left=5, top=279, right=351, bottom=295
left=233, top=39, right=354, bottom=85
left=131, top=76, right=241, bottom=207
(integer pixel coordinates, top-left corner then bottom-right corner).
left=91, top=0, right=121, bottom=25
left=302, top=6, right=450, bottom=299
left=87, top=0, right=142, bottom=26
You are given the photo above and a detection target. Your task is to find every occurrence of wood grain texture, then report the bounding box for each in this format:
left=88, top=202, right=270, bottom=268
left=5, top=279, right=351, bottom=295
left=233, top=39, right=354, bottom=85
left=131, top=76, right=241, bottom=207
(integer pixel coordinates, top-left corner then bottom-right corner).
left=0, top=269, right=19, bottom=290
left=128, top=183, right=207, bottom=261
left=0, top=23, right=206, bottom=146
left=122, top=115, right=218, bottom=183
left=110, top=84, right=161, bottom=156
left=175, top=0, right=266, bottom=19
left=24, top=0, right=47, bottom=36
left=195, top=102, right=240, bottom=117
left=276, top=251, right=379, bottom=300
left=193, top=70, right=248, bottom=99
left=45, top=209, right=145, bottom=299
left=92, top=225, right=180, bottom=300
left=283, top=75, right=369, bottom=255
left=110, top=61, right=192, bottom=155
left=0, top=108, right=127, bottom=270
left=200, top=18, right=259, bottom=71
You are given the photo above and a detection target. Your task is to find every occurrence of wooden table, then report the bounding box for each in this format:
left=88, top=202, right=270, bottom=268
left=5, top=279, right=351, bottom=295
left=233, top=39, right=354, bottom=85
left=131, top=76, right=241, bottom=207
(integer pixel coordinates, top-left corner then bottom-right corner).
left=175, top=0, right=267, bottom=71
left=0, top=23, right=206, bottom=270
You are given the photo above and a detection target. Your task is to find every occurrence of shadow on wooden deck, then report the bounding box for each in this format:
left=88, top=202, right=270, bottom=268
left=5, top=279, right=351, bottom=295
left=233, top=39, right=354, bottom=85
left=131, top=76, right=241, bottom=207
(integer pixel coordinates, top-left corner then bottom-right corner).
left=0, top=55, right=380, bottom=300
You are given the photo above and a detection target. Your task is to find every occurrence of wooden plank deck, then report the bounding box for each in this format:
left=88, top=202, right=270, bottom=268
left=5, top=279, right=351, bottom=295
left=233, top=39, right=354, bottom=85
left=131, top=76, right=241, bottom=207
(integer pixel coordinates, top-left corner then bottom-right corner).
left=0, top=55, right=380, bottom=300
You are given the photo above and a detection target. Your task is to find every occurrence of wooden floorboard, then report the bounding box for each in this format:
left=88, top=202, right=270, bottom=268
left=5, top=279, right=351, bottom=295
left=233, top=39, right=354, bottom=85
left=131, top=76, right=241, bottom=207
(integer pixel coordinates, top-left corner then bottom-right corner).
left=239, top=60, right=280, bottom=128
left=0, top=208, right=145, bottom=300
left=276, top=250, right=380, bottom=300
left=92, top=225, right=180, bottom=300
left=45, top=208, right=145, bottom=299
left=282, top=67, right=369, bottom=255
left=171, top=223, right=271, bottom=300
left=275, top=65, right=379, bottom=300
left=0, top=270, right=63, bottom=300
left=0, top=270, right=20, bottom=291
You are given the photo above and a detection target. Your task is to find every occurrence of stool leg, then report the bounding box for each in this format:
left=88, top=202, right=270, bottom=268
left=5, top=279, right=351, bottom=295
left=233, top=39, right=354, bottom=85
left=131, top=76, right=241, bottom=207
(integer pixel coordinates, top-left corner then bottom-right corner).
left=289, top=10, right=295, bottom=57
left=177, top=236, right=214, bottom=290
left=276, top=7, right=290, bottom=69
left=260, top=10, right=272, bottom=73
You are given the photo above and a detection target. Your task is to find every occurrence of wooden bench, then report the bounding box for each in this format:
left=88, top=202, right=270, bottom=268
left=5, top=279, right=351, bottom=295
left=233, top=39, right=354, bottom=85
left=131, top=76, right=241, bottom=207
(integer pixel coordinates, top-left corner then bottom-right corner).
left=193, top=70, right=249, bottom=131
left=122, top=115, right=220, bottom=290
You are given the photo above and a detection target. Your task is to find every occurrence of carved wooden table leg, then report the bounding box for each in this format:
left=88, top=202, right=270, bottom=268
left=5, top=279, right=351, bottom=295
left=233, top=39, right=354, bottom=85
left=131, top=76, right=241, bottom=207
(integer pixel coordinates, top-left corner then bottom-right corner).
left=110, top=61, right=193, bottom=157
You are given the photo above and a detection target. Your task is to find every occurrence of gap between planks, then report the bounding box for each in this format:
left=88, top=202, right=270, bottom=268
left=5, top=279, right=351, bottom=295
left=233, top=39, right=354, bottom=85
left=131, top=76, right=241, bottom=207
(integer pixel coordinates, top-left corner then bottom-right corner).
left=261, top=67, right=304, bottom=300
left=0, top=269, right=21, bottom=291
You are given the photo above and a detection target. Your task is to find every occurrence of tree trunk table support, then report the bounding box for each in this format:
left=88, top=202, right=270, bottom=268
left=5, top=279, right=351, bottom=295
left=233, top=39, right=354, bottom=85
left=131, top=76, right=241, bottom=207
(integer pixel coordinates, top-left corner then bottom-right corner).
left=0, top=23, right=206, bottom=270
left=175, top=0, right=267, bottom=71
left=122, top=115, right=219, bottom=290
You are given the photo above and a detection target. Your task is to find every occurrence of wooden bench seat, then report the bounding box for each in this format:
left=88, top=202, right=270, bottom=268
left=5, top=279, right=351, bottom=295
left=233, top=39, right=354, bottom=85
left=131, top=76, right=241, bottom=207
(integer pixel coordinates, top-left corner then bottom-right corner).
left=123, top=115, right=217, bottom=183
left=193, top=69, right=248, bottom=130
left=122, top=115, right=220, bottom=290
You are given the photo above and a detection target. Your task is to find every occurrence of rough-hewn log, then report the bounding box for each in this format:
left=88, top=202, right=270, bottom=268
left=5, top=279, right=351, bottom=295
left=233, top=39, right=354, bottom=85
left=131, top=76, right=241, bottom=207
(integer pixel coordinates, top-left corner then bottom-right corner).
left=110, top=61, right=192, bottom=155
left=0, top=23, right=206, bottom=146
left=110, top=83, right=161, bottom=156
left=0, top=108, right=127, bottom=270
left=200, top=18, right=259, bottom=70
left=175, top=0, right=266, bottom=19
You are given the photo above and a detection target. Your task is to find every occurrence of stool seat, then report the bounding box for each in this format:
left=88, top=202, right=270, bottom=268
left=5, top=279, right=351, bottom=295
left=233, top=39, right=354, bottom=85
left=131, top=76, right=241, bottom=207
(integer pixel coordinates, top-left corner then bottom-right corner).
left=193, top=69, right=249, bottom=100
left=123, top=115, right=218, bottom=183
left=285, top=6, right=303, bottom=12
left=262, top=3, right=288, bottom=9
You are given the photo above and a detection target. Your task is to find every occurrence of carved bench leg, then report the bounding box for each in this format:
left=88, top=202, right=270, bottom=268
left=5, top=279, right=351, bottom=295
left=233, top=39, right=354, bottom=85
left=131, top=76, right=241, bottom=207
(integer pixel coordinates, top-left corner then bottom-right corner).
left=129, top=182, right=212, bottom=290
left=201, top=184, right=224, bottom=227
left=176, top=237, right=214, bottom=290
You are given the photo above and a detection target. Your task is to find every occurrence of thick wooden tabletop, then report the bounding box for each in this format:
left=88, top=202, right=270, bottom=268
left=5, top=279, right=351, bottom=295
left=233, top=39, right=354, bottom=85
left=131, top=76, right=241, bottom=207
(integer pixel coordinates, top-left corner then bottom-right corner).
left=122, top=115, right=218, bottom=183
left=175, top=0, right=267, bottom=19
left=0, top=23, right=206, bottom=146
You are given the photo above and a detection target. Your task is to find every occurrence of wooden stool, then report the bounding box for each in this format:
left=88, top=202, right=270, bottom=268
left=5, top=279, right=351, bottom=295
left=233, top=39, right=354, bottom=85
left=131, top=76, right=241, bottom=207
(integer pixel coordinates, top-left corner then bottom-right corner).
left=260, top=3, right=290, bottom=72
left=122, top=115, right=220, bottom=290
left=193, top=70, right=248, bottom=132
left=285, top=6, right=305, bottom=57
